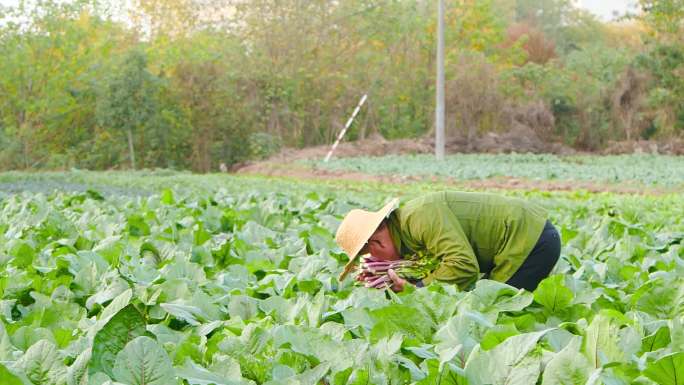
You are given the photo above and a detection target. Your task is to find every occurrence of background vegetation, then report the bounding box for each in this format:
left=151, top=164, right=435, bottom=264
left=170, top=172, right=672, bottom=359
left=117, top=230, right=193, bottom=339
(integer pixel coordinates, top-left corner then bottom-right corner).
left=0, top=0, right=682, bottom=172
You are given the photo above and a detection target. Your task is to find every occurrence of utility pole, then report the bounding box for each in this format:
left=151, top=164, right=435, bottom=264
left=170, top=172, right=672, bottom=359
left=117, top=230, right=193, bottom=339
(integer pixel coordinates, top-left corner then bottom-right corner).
left=435, top=0, right=445, bottom=160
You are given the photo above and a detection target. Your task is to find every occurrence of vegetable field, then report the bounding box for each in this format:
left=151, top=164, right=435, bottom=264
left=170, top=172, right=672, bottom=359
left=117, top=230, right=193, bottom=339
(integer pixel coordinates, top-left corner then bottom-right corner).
left=310, top=154, right=684, bottom=188
left=0, top=172, right=683, bottom=385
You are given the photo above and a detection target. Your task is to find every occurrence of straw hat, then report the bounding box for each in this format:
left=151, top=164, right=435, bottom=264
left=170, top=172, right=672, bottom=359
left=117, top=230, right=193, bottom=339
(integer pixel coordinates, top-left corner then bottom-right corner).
left=336, top=198, right=399, bottom=281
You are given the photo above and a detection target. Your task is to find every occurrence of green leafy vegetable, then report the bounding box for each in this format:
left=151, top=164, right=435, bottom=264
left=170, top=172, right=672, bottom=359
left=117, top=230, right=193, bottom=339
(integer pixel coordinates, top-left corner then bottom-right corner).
left=0, top=172, right=682, bottom=384
left=112, top=336, right=174, bottom=385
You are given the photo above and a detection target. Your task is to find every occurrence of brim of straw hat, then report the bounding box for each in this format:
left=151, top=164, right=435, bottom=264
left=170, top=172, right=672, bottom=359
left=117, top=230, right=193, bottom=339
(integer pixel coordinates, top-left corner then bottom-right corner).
left=337, top=198, right=399, bottom=281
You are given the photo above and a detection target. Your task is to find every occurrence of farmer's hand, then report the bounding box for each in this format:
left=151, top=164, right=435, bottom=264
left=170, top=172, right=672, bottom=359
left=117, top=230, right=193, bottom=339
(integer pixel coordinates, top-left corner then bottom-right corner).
left=387, top=268, right=407, bottom=292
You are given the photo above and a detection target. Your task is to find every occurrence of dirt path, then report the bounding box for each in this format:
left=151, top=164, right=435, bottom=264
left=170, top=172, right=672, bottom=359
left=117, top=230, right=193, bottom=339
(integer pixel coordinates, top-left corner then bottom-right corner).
left=235, top=161, right=674, bottom=195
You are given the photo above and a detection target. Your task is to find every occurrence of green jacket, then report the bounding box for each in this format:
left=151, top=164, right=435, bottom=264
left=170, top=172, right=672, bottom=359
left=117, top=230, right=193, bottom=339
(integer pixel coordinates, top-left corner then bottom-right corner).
left=387, top=191, right=548, bottom=290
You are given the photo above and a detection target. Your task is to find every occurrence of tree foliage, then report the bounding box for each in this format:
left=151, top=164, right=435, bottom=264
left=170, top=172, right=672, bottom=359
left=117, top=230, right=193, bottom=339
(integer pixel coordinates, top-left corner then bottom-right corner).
left=0, top=0, right=681, bottom=171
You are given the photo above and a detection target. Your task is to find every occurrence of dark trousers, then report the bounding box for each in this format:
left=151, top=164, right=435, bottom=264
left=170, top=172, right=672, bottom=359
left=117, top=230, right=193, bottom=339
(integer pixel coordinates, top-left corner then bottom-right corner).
left=505, top=220, right=561, bottom=291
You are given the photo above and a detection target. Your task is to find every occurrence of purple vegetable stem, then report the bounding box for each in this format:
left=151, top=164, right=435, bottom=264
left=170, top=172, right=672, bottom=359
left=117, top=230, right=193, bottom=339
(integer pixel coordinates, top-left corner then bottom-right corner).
left=366, top=274, right=388, bottom=287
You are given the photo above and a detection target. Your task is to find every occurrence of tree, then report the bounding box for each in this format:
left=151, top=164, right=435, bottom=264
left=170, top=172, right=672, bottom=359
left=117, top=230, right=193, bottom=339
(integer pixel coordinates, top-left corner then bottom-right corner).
left=0, top=0, right=131, bottom=169
left=173, top=60, right=229, bottom=172
left=0, top=0, right=680, bottom=171
left=514, top=0, right=604, bottom=54
left=636, top=0, right=684, bottom=134
left=96, top=50, right=161, bottom=169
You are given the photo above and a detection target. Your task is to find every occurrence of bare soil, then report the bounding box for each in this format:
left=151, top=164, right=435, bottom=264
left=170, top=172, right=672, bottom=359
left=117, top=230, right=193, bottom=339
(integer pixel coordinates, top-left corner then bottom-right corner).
left=235, top=132, right=684, bottom=169
left=240, top=130, right=576, bottom=166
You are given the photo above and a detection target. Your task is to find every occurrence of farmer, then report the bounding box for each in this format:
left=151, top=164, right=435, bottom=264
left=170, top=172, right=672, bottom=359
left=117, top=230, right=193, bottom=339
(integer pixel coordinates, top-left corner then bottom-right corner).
left=335, top=191, right=561, bottom=292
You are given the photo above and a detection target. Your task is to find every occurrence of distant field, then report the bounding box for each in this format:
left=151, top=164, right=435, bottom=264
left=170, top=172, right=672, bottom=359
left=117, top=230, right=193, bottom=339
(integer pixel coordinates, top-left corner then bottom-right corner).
left=309, top=154, right=684, bottom=187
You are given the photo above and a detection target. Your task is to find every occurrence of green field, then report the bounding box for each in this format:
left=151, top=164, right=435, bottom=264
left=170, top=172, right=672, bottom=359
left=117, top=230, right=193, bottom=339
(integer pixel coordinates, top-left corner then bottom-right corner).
left=1, top=171, right=683, bottom=385
left=309, top=154, right=684, bottom=188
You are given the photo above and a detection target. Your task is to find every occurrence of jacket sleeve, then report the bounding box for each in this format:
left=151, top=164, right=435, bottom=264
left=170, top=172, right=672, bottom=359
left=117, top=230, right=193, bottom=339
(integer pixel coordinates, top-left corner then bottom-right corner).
left=405, top=202, right=480, bottom=290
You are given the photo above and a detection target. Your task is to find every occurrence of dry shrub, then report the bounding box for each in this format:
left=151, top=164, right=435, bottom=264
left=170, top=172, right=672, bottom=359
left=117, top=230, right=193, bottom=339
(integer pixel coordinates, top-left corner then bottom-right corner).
left=445, top=53, right=557, bottom=150
left=504, top=22, right=556, bottom=64
left=503, top=100, right=555, bottom=140
left=610, top=67, right=649, bottom=140
left=445, top=53, right=505, bottom=149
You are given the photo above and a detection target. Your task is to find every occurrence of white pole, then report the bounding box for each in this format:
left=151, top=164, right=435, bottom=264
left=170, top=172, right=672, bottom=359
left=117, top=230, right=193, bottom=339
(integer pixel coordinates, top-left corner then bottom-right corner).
left=324, top=94, right=368, bottom=162
left=435, top=0, right=445, bottom=160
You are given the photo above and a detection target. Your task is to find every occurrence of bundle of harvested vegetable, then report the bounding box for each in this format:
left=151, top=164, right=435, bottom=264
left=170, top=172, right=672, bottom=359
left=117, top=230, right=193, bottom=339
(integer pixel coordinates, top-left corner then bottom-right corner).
left=355, top=252, right=439, bottom=288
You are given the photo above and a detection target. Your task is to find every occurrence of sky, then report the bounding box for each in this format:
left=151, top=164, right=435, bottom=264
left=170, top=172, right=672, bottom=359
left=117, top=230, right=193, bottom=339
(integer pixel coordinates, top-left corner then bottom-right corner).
left=576, top=0, right=639, bottom=20
left=0, top=0, right=639, bottom=22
